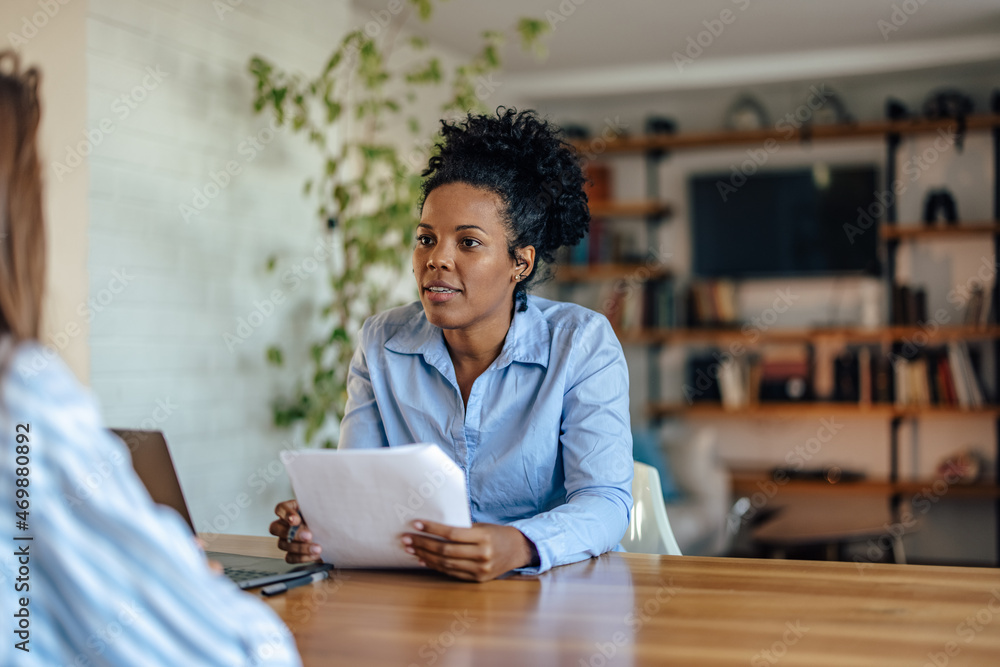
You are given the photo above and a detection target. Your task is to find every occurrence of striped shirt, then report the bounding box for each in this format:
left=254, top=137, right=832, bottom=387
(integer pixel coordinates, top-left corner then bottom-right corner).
left=0, top=340, right=301, bottom=667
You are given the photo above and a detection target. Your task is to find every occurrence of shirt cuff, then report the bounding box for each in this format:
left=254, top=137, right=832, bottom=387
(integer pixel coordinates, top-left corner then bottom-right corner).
left=508, top=519, right=552, bottom=575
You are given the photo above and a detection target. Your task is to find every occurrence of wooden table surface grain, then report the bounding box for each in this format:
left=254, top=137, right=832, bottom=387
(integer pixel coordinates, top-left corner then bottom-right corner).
left=206, top=534, right=1000, bottom=666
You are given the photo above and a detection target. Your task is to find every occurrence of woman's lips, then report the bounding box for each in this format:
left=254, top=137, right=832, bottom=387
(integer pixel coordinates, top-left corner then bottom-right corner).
left=424, top=286, right=460, bottom=304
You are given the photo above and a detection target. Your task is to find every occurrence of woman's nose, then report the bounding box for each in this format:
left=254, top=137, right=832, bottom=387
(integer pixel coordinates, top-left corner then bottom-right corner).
left=426, top=245, right=453, bottom=270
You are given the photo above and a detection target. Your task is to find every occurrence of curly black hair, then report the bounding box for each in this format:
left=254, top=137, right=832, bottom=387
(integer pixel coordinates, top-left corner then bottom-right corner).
left=420, top=107, right=590, bottom=311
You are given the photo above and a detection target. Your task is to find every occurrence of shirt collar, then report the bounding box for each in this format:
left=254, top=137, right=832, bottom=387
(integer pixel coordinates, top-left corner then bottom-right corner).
left=384, top=297, right=550, bottom=370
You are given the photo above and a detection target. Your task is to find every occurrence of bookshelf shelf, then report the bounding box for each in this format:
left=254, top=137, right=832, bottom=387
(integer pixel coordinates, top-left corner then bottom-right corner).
left=588, top=200, right=671, bottom=218
left=553, top=263, right=671, bottom=283
left=731, top=470, right=1000, bottom=499
left=562, top=104, right=1000, bottom=563
left=569, top=114, right=1000, bottom=154
left=881, top=223, right=1000, bottom=240
left=649, top=401, right=1000, bottom=420
left=621, top=325, right=1000, bottom=346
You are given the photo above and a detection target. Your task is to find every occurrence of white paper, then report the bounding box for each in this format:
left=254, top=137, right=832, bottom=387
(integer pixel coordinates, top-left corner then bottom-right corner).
left=281, top=444, right=472, bottom=568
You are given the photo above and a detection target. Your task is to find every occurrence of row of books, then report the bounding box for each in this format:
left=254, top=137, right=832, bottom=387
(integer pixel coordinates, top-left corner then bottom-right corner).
left=686, top=280, right=738, bottom=328
left=602, top=279, right=676, bottom=330
left=892, top=282, right=994, bottom=326
left=558, top=220, right=647, bottom=265
left=893, top=342, right=986, bottom=408
left=685, top=342, right=989, bottom=409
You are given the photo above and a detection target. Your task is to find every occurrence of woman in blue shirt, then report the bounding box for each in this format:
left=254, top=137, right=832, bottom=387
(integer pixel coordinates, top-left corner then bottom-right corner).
left=0, top=51, right=300, bottom=666
left=271, top=108, right=633, bottom=582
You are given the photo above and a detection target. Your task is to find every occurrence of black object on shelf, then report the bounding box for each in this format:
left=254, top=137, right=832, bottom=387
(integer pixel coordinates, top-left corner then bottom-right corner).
left=685, top=355, right=722, bottom=403
left=645, top=115, right=677, bottom=136
left=922, top=188, right=959, bottom=226
left=561, top=124, right=590, bottom=140
left=886, top=97, right=911, bottom=121
left=771, top=466, right=866, bottom=484
left=891, top=283, right=927, bottom=325
left=923, top=89, right=974, bottom=151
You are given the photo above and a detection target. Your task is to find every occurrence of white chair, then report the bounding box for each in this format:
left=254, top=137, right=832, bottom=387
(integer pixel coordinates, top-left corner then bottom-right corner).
left=623, top=461, right=683, bottom=556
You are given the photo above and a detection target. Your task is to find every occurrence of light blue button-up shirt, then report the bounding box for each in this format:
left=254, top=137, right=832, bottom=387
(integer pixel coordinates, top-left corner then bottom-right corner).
left=340, top=296, right=634, bottom=574
left=0, top=340, right=300, bottom=667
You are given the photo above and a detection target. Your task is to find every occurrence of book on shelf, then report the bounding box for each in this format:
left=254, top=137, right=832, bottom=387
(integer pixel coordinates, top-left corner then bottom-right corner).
left=891, top=283, right=927, bottom=325
left=557, top=218, right=647, bottom=266
left=964, top=285, right=994, bottom=327
left=686, top=280, right=739, bottom=328
left=890, top=343, right=987, bottom=409
left=601, top=279, right=676, bottom=331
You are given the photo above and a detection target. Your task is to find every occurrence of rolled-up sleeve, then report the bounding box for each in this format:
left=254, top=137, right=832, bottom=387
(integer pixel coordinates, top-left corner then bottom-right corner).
left=509, top=317, right=633, bottom=574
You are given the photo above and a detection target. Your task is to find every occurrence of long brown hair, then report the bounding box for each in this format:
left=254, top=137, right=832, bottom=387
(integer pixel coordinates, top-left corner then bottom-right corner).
left=0, top=50, right=45, bottom=343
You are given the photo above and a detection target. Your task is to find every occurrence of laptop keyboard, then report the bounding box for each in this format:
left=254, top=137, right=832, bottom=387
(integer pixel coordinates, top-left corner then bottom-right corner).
left=224, top=567, right=275, bottom=582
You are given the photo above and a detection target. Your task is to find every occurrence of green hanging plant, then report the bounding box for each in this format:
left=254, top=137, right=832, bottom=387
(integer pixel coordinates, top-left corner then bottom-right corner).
left=248, top=1, right=550, bottom=447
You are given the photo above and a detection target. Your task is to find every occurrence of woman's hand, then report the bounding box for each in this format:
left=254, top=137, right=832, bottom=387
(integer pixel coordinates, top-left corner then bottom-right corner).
left=269, top=499, right=323, bottom=564
left=402, top=520, right=538, bottom=583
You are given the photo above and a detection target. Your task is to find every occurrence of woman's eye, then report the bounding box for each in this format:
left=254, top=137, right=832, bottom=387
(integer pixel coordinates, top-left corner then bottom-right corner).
left=461, top=238, right=481, bottom=248
left=416, top=235, right=433, bottom=246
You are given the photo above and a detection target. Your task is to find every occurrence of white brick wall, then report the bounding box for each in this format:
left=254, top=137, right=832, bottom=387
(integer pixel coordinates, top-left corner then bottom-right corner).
left=86, top=0, right=355, bottom=536
left=84, top=0, right=474, bottom=538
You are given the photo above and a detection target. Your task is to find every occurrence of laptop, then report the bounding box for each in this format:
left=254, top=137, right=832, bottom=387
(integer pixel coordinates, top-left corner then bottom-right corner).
left=112, top=429, right=330, bottom=589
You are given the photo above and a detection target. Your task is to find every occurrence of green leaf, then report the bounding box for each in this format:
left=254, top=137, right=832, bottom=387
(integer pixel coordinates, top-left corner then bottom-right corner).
left=410, top=0, right=434, bottom=21
left=266, top=255, right=277, bottom=272
left=266, top=346, right=284, bottom=366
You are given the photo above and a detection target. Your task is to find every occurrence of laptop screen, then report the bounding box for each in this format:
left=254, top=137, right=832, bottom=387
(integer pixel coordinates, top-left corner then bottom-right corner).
left=111, top=429, right=197, bottom=534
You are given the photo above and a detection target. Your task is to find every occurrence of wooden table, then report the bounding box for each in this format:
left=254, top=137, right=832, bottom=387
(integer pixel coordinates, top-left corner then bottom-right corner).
left=211, top=535, right=1000, bottom=666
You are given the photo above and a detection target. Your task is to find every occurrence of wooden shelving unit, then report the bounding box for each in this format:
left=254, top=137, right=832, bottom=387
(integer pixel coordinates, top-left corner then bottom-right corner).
left=649, top=401, right=1000, bottom=420
left=554, top=263, right=671, bottom=283
left=569, top=114, right=1000, bottom=154
left=731, top=470, right=1000, bottom=500
left=588, top=200, right=671, bottom=218
left=616, top=324, right=1000, bottom=346
left=880, top=222, right=1000, bottom=240
left=561, top=107, right=1000, bottom=563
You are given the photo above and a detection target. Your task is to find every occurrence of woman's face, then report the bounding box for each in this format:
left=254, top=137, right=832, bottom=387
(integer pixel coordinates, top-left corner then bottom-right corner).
left=413, top=182, right=533, bottom=333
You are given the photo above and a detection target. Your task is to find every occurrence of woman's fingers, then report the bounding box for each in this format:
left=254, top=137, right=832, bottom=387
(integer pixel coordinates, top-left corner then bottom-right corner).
left=271, top=499, right=320, bottom=563
left=403, top=534, right=485, bottom=561
left=275, top=499, right=302, bottom=525
left=277, top=537, right=323, bottom=563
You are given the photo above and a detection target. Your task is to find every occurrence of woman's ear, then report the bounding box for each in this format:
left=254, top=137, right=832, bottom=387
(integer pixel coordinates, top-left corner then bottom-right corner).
left=513, top=245, right=536, bottom=282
